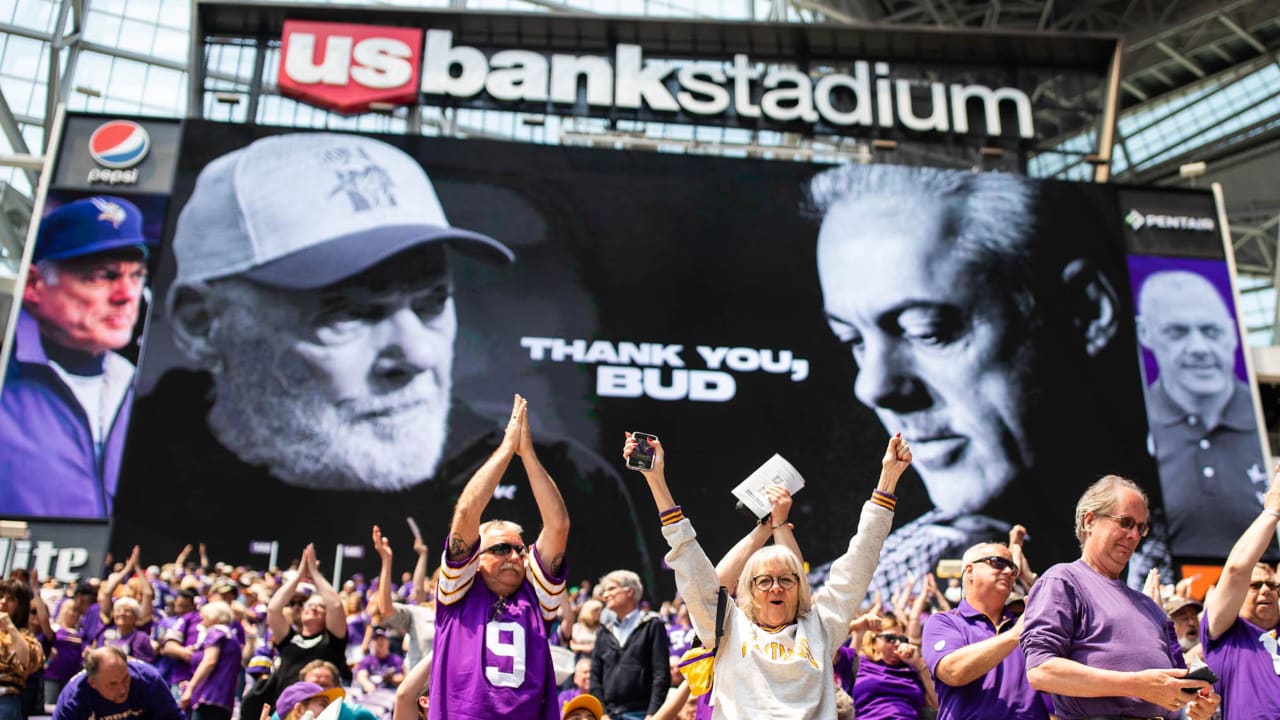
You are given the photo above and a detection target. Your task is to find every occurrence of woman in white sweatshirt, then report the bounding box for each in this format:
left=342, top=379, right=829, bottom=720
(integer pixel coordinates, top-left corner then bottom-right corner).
left=623, top=433, right=910, bottom=720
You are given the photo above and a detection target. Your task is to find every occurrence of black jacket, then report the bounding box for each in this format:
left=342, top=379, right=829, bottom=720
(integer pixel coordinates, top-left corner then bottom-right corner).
left=589, top=611, right=671, bottom=716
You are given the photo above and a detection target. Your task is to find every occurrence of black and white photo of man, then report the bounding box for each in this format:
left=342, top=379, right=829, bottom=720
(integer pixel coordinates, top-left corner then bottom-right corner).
left=807, top=163, right=1163, bottom=593
left=110, top=131, right=652, bottom=583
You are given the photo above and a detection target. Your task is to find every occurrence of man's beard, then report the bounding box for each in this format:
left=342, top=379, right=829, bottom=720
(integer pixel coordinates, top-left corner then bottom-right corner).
left=205, top=339, right=451, bottom=491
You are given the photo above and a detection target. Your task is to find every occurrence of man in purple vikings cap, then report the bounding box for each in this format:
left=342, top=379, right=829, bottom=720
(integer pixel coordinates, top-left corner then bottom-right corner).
left=111, top=131, right=652, bottom=592
left=0, top=195, right=155, bottom=519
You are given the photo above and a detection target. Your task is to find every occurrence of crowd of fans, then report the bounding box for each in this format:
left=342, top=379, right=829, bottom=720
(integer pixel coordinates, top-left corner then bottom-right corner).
left=0, top=401, right=1274, bottom=720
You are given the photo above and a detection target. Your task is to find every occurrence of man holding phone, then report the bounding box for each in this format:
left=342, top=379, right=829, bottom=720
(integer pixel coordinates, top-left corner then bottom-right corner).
left=1198, top=462, right=1280, bottom=719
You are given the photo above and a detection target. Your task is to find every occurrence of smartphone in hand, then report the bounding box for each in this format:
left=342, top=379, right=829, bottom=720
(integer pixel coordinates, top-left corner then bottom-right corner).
left=1181, top=663, right=1219, bottom=692
left=627, top=432, right=658, bottom=471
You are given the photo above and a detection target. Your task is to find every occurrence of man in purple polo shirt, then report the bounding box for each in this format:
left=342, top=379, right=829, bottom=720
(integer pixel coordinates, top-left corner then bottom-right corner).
left=922, top=541, right=1048, bottom=720
left=430, top=394, right=569, bottom=720
left=1020, top=475, right=1219, bottom=720
left=1200, top=462, right=1280, bottom=719
left=0, top=196, right=156, bottom=519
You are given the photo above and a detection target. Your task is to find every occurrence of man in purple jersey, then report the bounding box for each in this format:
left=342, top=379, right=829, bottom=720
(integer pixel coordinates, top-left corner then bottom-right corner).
left=430, top=394, right=570, bottom=720
left=1200, top=462, right=1280, bottom=719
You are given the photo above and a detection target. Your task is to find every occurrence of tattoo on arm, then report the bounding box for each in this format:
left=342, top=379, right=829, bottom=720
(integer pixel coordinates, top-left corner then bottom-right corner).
left=447, top=534, right=472, bottom=561
left=548, top=553, right=566, bottom=579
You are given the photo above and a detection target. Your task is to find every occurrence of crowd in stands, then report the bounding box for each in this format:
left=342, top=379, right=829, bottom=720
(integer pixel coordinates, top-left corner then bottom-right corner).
left=1, top=400, right=1274, bottom=720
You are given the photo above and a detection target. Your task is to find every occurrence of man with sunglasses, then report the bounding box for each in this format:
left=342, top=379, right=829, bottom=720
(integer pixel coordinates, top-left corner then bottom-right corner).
left=431, top=394, right=569, bottom=720
left=1200, top=462, right=1280, bottom=718
left=0, top=196, right=155, bottom=519
left=1020, top=475, right=1220, bottom=720
left=922, top=543, right=1048, bottom=720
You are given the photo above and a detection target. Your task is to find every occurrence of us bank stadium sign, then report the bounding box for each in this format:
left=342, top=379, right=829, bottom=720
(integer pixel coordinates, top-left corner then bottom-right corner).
left=199, top=3, right=1119, bottom=144
left=280, top=20, right=1039, bottom=140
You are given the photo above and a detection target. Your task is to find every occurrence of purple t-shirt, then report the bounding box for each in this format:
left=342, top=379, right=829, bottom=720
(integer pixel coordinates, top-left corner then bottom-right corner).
left=189, top=624, right=244, bottom=710
left=45, top=625, right=86, bottom=682
left=428, top=542, right=566, bottom=720
left=100, top=625, right=157, bottom=663
left=922, top=599, right=1048, bottom=720
left=161, top=610, right=204, bottom=685
left=833, top=645, right=857, bottom=695
left=356, top=651, right=405, bottom=688
left=1200, top=613, right=1280, bottom=719
left=852, top=657, right=926, bottom=720
left=1021, top=560, right=1183, bottom=720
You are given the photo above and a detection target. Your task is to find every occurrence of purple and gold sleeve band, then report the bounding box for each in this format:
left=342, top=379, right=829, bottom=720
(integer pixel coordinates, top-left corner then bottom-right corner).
left=871, top=490, right=897, bottom=512
left=660, top=506, right=685, bottom=526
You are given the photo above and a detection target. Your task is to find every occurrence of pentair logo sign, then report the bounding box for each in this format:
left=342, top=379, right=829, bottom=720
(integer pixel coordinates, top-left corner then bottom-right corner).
left=279, top=20, right=423, bottom=114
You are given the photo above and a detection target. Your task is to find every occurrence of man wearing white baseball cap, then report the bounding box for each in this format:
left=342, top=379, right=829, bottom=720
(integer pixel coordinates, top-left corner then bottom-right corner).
left=111, top=131, right=652, bottom=588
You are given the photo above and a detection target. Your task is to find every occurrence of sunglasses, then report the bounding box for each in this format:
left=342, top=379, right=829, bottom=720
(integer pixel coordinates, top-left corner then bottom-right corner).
left=287, top=599, right=306, bottom=607
left=482, top=542, right=527, bottom=558
left=973, top=556, right=1019, bottom=573
left=1250, top=580, right=1280, bottom=592
left=1098, top=513, right=1150, bottom=538
left=751, top=573, right=799, bottom=592
left=877, top=633, right=910, bottom=644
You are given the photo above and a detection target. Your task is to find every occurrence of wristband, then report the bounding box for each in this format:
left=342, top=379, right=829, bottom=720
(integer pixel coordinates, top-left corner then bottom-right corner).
left=871, top=489, right=897, bottom=512
left=659, top=506, right=685, bottom=526
left=770, top=521, right=788, bottom=531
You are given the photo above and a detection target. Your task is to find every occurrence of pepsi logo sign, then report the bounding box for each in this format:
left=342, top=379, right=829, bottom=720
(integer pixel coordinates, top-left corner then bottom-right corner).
left=88, top=120, right=150, bottom=169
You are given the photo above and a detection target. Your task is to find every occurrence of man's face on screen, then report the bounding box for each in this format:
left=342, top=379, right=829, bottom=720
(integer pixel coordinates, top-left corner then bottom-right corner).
left=817, top=195, right=1038, bottom=515
left=1139, top=273, right=1237, bottom=405
left=206, top=247, right=455, bottom=491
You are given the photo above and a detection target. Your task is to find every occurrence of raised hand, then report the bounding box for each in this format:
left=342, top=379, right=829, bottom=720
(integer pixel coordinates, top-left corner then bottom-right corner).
left=882, top=433, right=912, bottom=478
left=372, top=526, right=393, bottom=564
left=517, top=395, right=535, bottom=458
left=764, top=485, right=792, bottom=528
left=412, top=537, right=428, bottom=556
left=623, top=433, right=665, bottom=477
left=1009, top=524, right=1028, bottom=547
left=501, top=394, right=527, bottom=454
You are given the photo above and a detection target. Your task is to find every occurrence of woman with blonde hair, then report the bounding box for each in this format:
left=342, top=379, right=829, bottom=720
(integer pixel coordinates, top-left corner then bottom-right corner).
left=624, top=433, right=910, bottom=719
left=851, top=611, right=937, bottom=719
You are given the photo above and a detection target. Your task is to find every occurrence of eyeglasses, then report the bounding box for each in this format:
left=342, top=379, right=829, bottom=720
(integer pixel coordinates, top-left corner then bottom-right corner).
left=877, top=633, right=910, bottom=644
left=1250, top=580, right=1280, bottom=593
left=287, top=599, right=306, bottom=607
left=751, top=574, right=799, bottom=592
left=973, top=556, right=1019, bottom=573
left=1098, top=513, right=1150, bottom=538
left=482, top=542, right=527, bottom=558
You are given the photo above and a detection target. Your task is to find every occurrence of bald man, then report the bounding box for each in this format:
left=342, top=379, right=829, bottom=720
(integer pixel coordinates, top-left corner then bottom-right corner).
left=1136, top=269, right=1268, bottom=558
left=54, top=646, right=184, bottom=720
left=922, top=542, right=1048, bottom=720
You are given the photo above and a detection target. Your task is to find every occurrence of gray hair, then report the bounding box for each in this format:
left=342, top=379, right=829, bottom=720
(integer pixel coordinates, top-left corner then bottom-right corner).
left=201, top=600, right=234, bottom=626
left=807, top=164, right=1039, bottom=320
left=736, top=545, right=812, bottom=624
left=112, top=596, right=143, bottom=620
left=479, top=520, right=524, bottom=541
left=600, top=569, right=643, bottom=603
left=1074, top=474, right=1149, bottom=547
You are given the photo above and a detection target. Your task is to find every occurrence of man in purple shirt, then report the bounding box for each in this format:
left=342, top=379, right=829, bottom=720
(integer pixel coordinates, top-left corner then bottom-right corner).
left=923, top=541, right=1047, bottom=720
left=430, top=394, right=569, bottom=720
left=1020, top=475, right=1218, bottom=720
left=53, top=647, right=184, bottom=720
left=1200, top=462, right=1280, bottom=719
left=0, top=196, right=155, bottom=519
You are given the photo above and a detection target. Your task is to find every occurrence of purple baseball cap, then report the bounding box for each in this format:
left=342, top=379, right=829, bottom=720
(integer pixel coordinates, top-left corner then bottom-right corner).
left=276, top=682, right=344, bottom=719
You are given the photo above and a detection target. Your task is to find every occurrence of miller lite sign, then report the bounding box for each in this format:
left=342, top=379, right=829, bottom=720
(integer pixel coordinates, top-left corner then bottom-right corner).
left=279, top=20, right=423, bottom=114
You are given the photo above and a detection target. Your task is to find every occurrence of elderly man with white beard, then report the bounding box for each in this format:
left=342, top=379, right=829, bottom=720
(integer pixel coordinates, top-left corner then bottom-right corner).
left=109, top=132, right=653, bottom=585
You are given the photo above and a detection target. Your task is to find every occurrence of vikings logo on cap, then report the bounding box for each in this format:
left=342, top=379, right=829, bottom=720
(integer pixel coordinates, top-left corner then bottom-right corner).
left=89, top=120, right=150, bottom=169
left=91, top=197, right=128, bottom=229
